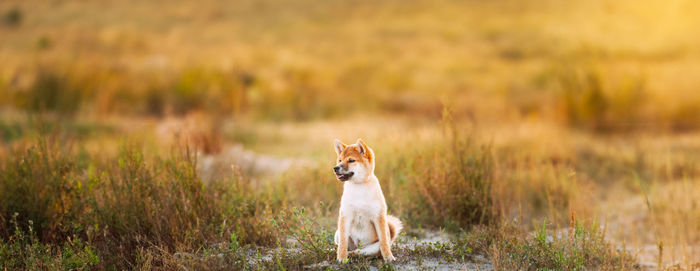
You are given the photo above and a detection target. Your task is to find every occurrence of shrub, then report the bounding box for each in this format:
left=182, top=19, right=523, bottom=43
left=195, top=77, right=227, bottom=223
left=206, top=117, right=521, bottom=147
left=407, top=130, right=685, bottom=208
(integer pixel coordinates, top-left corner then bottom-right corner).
left=2, top=7, right=22, bottom=27
left=0, top=140, right=86, bottom=242
left=387, top=109, right=495, bottom=230
left=555, top=64, right=646, bottom=132
left=0, top=140, right=281, bottom=269
left=85, top=145, right=280, bottom=267
left=18, top=70, right=85, bottom=116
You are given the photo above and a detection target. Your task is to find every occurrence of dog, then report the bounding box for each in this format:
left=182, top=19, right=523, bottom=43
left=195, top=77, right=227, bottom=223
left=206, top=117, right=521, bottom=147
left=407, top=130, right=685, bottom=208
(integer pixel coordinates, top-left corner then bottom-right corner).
left=332, top=139, right=402, bottom=263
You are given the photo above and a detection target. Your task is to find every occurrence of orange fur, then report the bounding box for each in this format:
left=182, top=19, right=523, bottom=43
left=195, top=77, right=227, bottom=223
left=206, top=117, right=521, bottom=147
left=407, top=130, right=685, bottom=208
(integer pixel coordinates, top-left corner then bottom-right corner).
left=376, top=213, right=392, bottom=258
left=337, top=215, right=348, bottom=261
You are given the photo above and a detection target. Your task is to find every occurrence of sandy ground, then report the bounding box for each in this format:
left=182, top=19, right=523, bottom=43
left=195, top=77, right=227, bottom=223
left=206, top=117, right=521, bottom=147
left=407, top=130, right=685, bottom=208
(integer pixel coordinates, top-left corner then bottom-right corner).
left=300, top=230, right=493, bottom=270
left=601, top=188, right=700, bottom=270
left=198, top=144, right=311, bottom=180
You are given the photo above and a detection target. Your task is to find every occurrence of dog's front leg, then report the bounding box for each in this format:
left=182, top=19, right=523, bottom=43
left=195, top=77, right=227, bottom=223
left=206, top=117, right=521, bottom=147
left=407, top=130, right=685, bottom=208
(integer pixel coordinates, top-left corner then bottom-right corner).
left=373, top=213, right=396, bottom=262
left=336, top=214, right=350, bottom=263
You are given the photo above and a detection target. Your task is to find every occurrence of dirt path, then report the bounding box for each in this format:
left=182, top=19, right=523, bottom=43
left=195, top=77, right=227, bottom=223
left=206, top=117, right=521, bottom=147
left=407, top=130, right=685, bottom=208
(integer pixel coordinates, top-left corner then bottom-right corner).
left=198, top=144, right=311, bottom=181
left=599, top=182, right=700, bottom=270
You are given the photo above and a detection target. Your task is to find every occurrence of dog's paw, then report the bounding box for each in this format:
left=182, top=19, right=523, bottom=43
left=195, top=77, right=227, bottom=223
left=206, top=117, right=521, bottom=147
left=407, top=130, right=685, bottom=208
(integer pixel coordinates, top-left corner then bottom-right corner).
left=337, top=257, right=349, bottom=264
left=383, top=255, right=396, bottom=262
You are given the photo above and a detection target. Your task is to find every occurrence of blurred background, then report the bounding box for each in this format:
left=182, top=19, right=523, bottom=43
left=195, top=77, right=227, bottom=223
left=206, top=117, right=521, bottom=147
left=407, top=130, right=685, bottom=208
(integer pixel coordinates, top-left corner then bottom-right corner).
left=0, top=0, right=699, bottom=269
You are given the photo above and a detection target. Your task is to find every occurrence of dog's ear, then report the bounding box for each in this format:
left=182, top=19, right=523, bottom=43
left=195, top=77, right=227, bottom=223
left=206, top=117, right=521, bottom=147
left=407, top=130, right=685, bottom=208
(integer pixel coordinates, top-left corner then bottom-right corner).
left=355, top=138, right=368, bottom=154
left=334, top=139, right=347, bottom=155
left=356, top=138, right=366, bottom=155
left=356, top=138, right=373, bottom=162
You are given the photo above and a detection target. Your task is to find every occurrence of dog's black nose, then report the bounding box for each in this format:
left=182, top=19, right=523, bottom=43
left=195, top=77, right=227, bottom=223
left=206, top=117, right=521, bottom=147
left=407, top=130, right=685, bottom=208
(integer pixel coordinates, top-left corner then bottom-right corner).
left=333, top=166, right=340, bottom=172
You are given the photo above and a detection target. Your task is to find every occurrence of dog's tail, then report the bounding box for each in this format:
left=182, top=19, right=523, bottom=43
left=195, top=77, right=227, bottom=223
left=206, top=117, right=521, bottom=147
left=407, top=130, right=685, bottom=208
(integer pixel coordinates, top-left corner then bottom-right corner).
left=386, top=215, right=403, bottom=243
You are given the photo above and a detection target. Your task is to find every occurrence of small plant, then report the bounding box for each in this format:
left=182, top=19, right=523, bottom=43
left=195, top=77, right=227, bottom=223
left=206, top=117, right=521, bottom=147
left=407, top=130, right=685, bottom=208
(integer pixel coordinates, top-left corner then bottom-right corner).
left=2, top=7, right=22, bottom=26
left=37, top=36, right=52, bottom=50
left=271, top=206, right=335, bottom=265
left=61, top=236, right=100, bottom=270
left=491, top=219, right=635, bottom=270
left=0, top=213, right=98, bottom=270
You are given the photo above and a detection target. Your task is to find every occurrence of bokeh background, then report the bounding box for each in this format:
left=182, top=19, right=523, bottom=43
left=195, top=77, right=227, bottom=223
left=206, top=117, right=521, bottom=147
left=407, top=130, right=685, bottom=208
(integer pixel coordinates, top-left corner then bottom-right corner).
left=1, top=0, right=699, bottom=270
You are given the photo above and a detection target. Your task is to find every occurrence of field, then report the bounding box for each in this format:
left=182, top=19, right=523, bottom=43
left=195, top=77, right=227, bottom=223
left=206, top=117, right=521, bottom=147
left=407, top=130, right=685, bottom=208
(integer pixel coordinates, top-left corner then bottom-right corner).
left=1, top=0, right=699, bottom=270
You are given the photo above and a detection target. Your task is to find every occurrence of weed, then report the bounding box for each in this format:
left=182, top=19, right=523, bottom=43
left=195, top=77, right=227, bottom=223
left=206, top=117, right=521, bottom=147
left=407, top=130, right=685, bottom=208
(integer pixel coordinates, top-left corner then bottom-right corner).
left=270, top=206, right=335, bottom=268
left=390, top=108, right=494, bottom=230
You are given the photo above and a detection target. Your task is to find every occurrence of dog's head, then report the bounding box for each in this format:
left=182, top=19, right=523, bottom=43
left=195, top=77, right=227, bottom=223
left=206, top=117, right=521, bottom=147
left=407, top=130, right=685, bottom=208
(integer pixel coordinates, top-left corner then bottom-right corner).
left=333, top=138, right=374, bottom=183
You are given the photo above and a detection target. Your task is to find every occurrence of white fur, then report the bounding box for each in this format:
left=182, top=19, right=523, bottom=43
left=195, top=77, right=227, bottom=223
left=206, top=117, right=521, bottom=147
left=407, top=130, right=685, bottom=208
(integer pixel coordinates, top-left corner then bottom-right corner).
left=345, top=160, right=369, bottom=184
left=335, top=175, right=385, bottom=253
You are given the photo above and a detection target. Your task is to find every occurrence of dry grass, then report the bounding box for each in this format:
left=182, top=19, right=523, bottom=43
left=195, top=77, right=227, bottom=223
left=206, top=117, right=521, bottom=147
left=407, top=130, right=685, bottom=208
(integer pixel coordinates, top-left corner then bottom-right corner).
left=2, top=0, right=700, bottom=127
left=1, top=0, right=700, bottom=269
left=0, top=116, right=651, bottom=270
left=0, top=139, right=280, bottom=269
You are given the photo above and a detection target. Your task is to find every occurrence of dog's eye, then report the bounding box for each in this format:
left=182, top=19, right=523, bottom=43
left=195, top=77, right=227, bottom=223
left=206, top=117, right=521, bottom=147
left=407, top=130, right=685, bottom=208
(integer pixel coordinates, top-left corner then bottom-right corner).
left=348, top=159, right=355, bottom=163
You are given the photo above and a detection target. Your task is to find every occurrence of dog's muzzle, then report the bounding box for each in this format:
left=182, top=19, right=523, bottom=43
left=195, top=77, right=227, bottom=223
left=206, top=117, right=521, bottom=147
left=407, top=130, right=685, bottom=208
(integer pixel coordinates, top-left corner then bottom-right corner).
left=333, top=166, right=354, bottom=181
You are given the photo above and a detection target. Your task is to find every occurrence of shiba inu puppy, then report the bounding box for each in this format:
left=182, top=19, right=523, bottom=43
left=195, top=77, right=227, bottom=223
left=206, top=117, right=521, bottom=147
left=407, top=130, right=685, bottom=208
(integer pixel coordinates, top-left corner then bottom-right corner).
left=332, top=139, right=402, bottom=263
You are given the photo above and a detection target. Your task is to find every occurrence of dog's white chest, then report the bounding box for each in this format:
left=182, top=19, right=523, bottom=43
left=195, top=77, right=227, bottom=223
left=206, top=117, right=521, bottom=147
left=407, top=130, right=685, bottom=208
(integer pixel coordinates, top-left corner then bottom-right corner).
left=340, top=186, right=382, bottom=220
left=340, top=181, right=384, bottom=247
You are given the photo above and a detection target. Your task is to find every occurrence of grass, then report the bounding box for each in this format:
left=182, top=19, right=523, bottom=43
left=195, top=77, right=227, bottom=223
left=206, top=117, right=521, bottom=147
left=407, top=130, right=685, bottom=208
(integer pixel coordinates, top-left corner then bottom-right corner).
left=0, top=213, right=99, bottom=270
left=384, top=110, right=495, bottom=230
left=0, top=139, right=280, bottom=269
left=2, top=112, right=697, bottom=269
left=396, top=221, right=635, bottom=271
left=0, top=118, right=645, bottom=270
left=491, top=219, right=634, bottom=270
left=3, top=0, right=700, bottom=128
left=1, top=0, right=700, bottom=269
